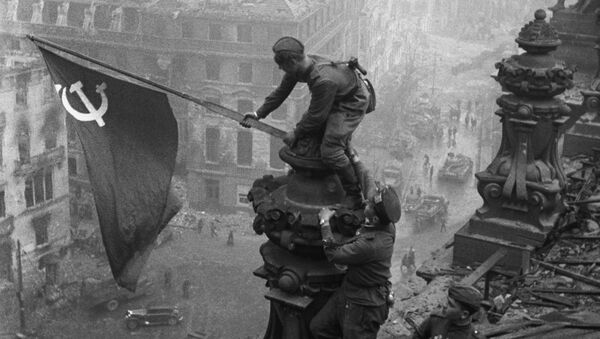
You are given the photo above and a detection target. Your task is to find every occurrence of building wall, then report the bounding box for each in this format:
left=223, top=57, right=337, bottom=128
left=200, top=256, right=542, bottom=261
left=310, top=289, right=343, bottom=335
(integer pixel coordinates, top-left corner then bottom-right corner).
left=0, top=63, right=70, bottom=293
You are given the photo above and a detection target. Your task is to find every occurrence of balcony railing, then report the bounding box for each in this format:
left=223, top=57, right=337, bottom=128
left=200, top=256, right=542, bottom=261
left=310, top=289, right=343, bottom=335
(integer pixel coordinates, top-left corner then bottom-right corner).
left=14, top=146, right=65, bottom=177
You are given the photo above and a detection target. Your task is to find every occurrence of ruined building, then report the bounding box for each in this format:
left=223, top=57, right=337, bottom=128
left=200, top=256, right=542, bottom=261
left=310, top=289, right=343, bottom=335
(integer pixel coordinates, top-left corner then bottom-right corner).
left=0, top=52, right=70, bottom=291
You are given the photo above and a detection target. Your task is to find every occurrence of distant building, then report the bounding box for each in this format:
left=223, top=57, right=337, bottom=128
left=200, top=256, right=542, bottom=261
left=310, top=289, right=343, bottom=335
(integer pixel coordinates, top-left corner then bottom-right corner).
left=0, top=52, right=70, bottom=291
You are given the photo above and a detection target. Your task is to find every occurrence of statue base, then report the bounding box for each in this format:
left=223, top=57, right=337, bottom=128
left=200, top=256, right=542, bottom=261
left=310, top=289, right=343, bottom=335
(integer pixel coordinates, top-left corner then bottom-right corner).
left=254, top=241, right=344, bottom=339
left=453, top=216, right=536, bottom=274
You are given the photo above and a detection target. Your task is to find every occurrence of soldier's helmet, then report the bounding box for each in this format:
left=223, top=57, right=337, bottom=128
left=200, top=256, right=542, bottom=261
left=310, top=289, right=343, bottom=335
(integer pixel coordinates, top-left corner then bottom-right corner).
left=371, top=183, right=401, bottom=224
left=272, top=36, right=304, bottom=54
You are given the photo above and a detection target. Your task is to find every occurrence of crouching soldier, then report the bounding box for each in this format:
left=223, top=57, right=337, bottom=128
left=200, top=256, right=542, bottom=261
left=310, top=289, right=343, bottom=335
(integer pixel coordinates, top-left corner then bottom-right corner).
left=413, top=283, right=486, bottom=339
left=310, top=185, right=401, bottom=339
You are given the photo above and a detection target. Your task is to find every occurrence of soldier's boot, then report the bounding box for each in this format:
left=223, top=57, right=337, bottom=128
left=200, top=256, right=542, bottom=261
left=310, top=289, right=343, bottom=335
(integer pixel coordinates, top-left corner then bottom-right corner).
left=335, top=163, right=364, bottom=210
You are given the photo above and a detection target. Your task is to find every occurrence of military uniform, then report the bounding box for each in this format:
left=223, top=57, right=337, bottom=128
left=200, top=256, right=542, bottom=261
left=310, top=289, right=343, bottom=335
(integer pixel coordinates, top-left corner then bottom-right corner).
left=412, top=311, right=486, bottom=339
left=309, top=222, right=395, bottom=339
left=256, top=54, right=369, bottom=170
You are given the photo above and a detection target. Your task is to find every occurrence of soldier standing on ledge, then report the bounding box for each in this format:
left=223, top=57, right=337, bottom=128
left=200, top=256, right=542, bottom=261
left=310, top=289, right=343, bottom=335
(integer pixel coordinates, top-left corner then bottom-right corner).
left=412, top=284, right=486, bottom=339
left=310, top=185, right=401, bottom=339
left=240, top=37, right=370, bottom=209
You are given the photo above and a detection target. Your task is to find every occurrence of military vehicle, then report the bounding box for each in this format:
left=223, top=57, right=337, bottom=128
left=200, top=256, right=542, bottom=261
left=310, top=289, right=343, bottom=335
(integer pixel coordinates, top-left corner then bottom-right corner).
left=404, top=192, right=422, bottom=214
left=382, top=165, right=403, bottom=194
left=438, top=152, right=474, bottom=182
left=415, top=194, right=449, bottom=229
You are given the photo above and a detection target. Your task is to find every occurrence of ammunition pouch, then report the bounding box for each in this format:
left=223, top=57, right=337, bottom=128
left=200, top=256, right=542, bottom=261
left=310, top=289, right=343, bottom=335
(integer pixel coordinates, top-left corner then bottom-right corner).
left=317, top=58, right=376, bottom=114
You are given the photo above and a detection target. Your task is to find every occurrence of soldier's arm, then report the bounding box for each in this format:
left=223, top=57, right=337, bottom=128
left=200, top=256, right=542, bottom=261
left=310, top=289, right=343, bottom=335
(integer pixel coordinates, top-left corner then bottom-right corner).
left=295, top=79, right=338, bottom=136
left=256, top=73, right=297, bottom=118
left=322, top=235, right=374, bottom=265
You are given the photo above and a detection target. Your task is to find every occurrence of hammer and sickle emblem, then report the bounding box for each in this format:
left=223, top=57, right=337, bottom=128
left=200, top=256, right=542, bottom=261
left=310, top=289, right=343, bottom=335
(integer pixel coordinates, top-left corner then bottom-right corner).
left=59, top=81, right=108, bottom=127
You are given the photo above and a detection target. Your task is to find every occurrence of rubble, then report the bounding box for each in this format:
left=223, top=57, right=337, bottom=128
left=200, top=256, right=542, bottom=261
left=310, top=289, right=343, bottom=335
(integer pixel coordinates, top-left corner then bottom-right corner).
left=380, top=152, right=600, bottom=338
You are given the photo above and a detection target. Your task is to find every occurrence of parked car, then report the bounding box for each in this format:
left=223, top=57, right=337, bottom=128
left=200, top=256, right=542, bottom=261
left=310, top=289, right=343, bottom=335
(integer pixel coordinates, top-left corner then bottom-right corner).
left=415, top=195, right=449, bottom=229
left=438, top=153, right=474, bottom=182
left=125, top=306, right=183, bottom=330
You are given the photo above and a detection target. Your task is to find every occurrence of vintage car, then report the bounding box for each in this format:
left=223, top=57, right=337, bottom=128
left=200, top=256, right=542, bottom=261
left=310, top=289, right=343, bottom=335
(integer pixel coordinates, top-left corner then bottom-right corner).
left=125, top=306, right=183, bottom=330
left=438, top=153, right=474, bottom=182
left=415, top=195, right=449, bottom=228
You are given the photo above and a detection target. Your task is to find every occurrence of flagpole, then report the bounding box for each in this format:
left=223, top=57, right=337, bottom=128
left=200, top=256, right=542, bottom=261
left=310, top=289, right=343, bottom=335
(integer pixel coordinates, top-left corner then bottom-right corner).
left=26, top=35, right=286, bottom=139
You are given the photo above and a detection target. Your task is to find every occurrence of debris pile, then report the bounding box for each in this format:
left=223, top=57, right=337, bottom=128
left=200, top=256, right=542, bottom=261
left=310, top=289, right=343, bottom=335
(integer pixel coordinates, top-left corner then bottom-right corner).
left=381, top=153, right=600, bottom=338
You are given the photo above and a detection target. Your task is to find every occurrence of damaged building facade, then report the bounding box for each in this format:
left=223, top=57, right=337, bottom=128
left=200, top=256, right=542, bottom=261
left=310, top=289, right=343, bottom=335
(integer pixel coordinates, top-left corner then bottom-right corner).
left=0, top=52, right=70, bottom=296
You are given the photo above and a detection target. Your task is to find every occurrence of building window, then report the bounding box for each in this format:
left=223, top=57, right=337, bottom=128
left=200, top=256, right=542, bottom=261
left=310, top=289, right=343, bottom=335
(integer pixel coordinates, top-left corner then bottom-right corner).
left=25, top=168, right=53, bottom=208
left=237, top=131, right=252, bottom=166
left=206, top=57, right=221, bottom=81
left=68, top=157, right=77, bottom=176
left=182, top=21, right=194, bottom=38
left=237, top=25, right=252, bottom=42
left=32, top=214, right=50, bottom=246
left=15, top=73, right=30, bottom=107
left=123, top=8, right=139, bottom=32
left=45, top=135, right=57, bottom=150
left=0, top=241, right=11, bottom=282
left=205, top=179, right=219, bottom=202
left=209, top=24, right=222, bottom=40
left=45, top=262, right=58, bottom=285
left=17, top=124, right=30, bottom=164
left=237, top=185, right=250, bottom=206
left=0, top=190, right=5, bottom=218
left=205, top=127, right=220, bottom=163
left=270, top=136, right=285, bottom=170
left=237, top=99, right=253, bottom=114
left=239, top=63, right=253, bottom=83
left=271, top=104, right=287, bottom=121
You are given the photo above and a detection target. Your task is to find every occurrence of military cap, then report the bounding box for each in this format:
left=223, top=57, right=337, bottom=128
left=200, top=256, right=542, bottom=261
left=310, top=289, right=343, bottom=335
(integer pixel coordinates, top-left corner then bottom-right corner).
left=448, top=284, right=483, bottom=314
left=371, top=184, right=401, bottom=224
left=272, top=36, right=304, bottom=54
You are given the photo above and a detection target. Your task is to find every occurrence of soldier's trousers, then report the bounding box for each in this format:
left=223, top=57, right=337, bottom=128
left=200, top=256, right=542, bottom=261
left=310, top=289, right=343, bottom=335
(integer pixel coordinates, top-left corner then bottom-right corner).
left=310, top=289, right=389, bottom=339
left=319, top=78, right=369, bottom=170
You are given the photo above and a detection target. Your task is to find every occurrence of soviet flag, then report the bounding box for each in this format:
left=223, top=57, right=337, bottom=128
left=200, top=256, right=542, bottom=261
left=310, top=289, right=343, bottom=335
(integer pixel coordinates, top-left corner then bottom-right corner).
left=37, top=46, right=180, bottom=291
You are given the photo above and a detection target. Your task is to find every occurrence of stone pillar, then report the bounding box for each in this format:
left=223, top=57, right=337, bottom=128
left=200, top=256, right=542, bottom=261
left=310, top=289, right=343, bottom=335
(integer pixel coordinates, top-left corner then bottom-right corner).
left=453, top=10, right=575, bottom=272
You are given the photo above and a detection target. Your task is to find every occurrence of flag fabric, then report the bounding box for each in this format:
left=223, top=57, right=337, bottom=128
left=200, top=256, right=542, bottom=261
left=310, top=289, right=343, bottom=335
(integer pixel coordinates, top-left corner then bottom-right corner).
left=37, top=46, right=181, bottom=291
